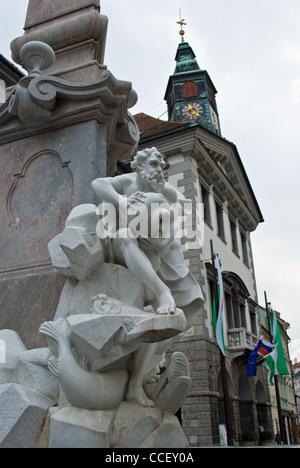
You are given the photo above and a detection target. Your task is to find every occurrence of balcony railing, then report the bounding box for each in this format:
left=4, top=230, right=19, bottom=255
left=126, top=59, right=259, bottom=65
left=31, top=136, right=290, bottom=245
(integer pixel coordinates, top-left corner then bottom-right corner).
left=227, top=328, right=258, bottom=351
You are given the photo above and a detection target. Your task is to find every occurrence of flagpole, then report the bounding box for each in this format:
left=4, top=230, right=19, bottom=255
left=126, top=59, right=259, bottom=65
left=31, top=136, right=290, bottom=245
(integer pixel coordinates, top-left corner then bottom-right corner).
left=264, top=291, right=287, bottom=444
left=210, top=240, right=234, bottom=446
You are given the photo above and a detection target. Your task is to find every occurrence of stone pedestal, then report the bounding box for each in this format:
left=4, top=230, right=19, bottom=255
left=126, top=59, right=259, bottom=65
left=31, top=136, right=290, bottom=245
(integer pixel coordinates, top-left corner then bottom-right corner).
left=0, top=0, right=139, bottom=348
left=48, top=404, right=188, bottom=449
left=0, top=119, right=107, bottom=348
left=49, top=407, right=114, bottom=449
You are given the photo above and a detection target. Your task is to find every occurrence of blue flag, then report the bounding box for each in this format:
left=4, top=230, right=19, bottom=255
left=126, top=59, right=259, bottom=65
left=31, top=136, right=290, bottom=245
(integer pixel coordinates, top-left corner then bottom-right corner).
left=247, top=339, right=261, bottom=377
left=247, top=337, right=276, bottom=377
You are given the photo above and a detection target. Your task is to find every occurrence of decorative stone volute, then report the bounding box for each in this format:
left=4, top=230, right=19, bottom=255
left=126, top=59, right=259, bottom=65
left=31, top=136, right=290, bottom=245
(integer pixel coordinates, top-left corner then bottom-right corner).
left=19, top=41, right=56, bottom=76
left=1, top=38, right=139, bottom=161
left=2, top=1, right=140, bottom=163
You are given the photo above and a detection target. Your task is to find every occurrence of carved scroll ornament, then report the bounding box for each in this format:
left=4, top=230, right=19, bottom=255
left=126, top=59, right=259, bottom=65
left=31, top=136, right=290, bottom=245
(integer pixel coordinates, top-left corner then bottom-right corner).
left=0, top=41, right=139, bottom=155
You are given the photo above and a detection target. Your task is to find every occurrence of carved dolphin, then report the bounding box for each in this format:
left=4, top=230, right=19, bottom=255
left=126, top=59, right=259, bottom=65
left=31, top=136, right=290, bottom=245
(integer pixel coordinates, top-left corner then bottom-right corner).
left=39, top=320, right=129, bottom=410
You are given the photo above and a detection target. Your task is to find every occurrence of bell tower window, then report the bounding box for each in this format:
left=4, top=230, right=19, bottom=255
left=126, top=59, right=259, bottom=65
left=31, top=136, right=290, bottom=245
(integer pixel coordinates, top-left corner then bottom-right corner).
left=183, top=81, right=198, bottom=99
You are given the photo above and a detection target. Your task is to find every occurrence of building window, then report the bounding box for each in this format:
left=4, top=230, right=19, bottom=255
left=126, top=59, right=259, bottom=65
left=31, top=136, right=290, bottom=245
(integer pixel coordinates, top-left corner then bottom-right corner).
left=259, top=307, right=270, bottom=334
left=209, top=87, right=217, bottom=109
left=250, top=309, right=257, bottom=336
left=225, top=288, right=247, bottom=330
left=225, top=293, right=234, bottom=329
left=183, top=81, right=198, bottom=99
left=232, top=290, right=242, bottom=328
left=240, top=231, right=249, bottom=266
left=230, top=219, right=239, bottom=255
left=201, top=185, right=211, bottom=225
left=239, top=303, right=247, bottom=328
left=216, top=202, right=225, bottom=240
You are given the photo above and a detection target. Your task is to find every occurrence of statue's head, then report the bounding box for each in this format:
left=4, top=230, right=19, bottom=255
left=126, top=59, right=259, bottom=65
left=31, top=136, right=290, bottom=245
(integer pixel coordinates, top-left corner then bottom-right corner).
left=131, top=147, right=166, bottom=188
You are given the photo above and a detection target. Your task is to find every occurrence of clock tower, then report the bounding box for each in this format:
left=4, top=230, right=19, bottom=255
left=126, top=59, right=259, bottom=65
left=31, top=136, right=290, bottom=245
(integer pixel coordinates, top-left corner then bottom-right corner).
left=164, top=22, right=221, bottom=135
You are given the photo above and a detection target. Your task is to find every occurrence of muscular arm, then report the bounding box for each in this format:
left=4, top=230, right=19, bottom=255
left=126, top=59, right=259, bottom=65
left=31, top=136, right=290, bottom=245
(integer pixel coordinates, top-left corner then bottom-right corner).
left=160, top=182, right=178, bottom=205
left=91, top=175, right=129, bottom=205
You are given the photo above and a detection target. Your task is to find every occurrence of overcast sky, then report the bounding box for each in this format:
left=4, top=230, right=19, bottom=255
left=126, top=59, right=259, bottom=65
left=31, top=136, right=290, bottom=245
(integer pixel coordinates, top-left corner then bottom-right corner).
left=1, top=0, right=300, bottom=360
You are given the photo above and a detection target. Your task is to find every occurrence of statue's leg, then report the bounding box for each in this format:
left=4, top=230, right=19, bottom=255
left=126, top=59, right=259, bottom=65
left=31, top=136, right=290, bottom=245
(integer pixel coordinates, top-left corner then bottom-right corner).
left=126, top=342, right=157, bottom=407
left=112, top=232, right=176, bottom=314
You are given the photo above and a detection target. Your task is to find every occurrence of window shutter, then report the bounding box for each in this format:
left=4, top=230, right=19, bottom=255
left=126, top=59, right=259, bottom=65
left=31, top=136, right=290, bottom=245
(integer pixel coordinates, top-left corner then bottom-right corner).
left=183, top=82, right=197, bottom=98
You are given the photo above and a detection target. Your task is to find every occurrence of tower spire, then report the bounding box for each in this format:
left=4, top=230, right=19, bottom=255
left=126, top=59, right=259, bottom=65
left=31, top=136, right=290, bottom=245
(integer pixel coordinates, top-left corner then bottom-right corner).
left=176, top=10, right=187, bottom=42
left=164, top=18, right=221, bottom=135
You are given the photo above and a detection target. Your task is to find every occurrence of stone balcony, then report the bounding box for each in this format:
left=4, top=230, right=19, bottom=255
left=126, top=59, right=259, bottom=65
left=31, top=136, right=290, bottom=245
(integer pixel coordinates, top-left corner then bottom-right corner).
left=227, top=328, right=258, bottom=354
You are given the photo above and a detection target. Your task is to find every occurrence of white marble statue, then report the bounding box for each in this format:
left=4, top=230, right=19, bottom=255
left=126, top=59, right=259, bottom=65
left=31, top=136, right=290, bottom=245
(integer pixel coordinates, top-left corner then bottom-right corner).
left=91, top=147, right=203, bottom=326
left=90, top=147, right=203, bottom=406
left=35, top=146, right=204, bottom=448
left=0, top=147, right=204, bottom=448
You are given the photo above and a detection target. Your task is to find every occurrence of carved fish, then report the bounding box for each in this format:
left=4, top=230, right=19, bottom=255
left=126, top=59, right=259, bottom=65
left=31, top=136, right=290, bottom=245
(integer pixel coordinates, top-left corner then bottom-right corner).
left=39, top=320, right=129, bottom=410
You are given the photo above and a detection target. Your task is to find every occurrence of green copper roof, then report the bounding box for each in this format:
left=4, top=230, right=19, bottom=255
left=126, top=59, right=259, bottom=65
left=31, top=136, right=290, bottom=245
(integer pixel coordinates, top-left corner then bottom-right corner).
left=174, top=41, right=200, bottom=74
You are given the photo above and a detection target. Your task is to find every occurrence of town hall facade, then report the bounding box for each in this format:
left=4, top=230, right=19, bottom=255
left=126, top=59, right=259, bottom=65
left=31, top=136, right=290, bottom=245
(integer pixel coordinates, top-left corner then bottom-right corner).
left=133, top=34, right=273, bottom=446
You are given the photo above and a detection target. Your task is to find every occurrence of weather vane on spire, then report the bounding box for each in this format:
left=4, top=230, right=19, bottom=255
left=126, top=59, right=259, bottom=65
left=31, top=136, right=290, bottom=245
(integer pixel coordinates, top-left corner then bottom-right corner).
left=176, top=9, right=187, bottom=42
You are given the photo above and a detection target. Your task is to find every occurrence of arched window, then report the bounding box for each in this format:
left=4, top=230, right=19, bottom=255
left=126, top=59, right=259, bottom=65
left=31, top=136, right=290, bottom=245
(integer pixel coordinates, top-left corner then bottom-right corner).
left=222, top=273, right=250, bottom=332
left=183, top=81, right=198, bottom=99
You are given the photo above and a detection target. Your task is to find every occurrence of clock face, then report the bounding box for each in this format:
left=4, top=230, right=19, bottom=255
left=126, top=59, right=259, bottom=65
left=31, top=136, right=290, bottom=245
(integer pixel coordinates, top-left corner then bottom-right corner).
left=181, top=102, right=204, bottom=121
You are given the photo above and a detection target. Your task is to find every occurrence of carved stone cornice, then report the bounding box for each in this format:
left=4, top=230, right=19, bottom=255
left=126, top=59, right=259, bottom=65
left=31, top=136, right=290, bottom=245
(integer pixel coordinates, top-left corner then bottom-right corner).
left=5, top=71, right=136, bottom=125
left=0, top=42, right=139, bottom=165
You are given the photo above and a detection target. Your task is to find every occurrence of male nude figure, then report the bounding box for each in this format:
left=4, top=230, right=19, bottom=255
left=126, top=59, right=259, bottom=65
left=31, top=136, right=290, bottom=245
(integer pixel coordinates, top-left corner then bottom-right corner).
left=91, top=147, right=202, bottom=406
left=91, top=147, right=179, bottom=315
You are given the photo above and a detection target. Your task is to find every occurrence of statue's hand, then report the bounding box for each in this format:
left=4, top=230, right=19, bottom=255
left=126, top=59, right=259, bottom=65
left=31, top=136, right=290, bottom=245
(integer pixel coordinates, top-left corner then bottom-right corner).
left=127, top=191, right=147, bottom=205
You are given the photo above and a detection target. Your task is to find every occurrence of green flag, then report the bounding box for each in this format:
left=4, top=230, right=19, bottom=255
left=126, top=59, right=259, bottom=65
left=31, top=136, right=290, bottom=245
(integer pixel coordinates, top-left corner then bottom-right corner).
left=264, top=307, right=289, bottom=385
left=212, top=254, right=225, bottom=356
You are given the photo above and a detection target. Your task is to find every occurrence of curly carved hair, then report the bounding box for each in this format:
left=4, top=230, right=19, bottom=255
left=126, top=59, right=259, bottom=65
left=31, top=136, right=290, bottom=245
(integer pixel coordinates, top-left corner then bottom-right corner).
left=131, top=147, right=166, bottom=171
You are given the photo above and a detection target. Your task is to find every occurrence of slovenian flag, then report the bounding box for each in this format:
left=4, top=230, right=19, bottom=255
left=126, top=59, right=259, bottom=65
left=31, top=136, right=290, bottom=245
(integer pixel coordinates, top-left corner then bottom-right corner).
left=257, top=338, right=276, bottom=356
left=247, top=337, right=276, bottom=377
left=212, top=254, right=225, bottom=356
